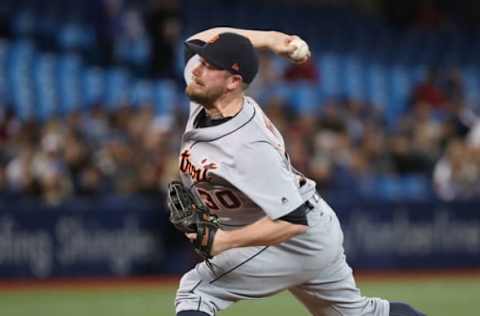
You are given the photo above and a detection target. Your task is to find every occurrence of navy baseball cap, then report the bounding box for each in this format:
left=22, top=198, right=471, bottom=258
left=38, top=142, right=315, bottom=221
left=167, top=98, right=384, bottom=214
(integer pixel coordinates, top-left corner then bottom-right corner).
left=185, top=32, right=259, bottom=84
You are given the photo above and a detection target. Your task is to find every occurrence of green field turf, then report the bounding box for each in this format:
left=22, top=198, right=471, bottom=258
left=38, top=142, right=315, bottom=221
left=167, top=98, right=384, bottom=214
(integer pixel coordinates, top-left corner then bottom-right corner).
left=0, top=277, right=478, bottom=316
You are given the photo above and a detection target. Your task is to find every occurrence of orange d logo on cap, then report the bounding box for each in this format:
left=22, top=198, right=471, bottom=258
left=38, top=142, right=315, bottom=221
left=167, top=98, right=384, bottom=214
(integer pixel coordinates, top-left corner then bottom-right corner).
left=208, top=34, right=220, bottom=44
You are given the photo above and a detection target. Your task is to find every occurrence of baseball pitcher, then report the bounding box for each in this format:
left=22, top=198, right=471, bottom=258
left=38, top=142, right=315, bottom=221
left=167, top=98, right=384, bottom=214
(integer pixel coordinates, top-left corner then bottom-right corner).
left=167, top=27, right=426, bottom=316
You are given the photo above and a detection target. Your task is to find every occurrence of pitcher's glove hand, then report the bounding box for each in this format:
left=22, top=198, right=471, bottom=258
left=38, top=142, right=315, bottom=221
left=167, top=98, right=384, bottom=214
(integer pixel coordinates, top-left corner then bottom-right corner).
left=167, top=181, right=220, bottom=259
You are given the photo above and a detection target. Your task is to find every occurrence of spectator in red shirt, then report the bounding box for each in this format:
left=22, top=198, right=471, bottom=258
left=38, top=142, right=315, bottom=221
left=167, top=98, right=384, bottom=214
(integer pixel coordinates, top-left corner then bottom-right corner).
left=412, top=68, right=446, bottom=109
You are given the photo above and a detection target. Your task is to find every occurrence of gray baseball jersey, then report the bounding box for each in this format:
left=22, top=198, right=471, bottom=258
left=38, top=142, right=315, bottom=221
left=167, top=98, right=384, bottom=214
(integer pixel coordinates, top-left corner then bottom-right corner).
left=175, top=55, right=389, bottom=316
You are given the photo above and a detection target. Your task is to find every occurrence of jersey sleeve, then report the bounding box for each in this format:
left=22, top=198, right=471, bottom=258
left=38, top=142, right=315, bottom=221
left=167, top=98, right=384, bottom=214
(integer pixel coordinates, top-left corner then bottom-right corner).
left=229, top=141, right=305, bottom=220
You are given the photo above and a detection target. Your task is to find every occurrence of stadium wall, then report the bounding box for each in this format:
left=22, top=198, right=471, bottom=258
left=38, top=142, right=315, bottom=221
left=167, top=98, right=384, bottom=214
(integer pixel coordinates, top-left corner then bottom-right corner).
left=0, top=197, right=479, bottom=279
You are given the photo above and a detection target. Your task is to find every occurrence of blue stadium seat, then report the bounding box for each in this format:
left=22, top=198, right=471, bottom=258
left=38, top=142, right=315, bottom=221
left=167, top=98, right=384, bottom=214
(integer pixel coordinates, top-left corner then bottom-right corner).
left=462, top=66, right=480, bottom=109
left=410, top=64, right=427, bottom=83
left=0, top=40, right=9, bottom=104
left=401, top=175, right=432, bottom=200
left=365, top=63, right=388, bottom=110
left=343, top=55, right=366, bottom=102
left=387, top=65, right=413, bottom=124
left=259, top=82, right=293, bottom=106
left=105, top=68, right=131, bottom=109
left=154, top=80, right=177, bottom=116
left=57, top=54, right=84, bottom=113
left=130, top=80, right=154, bottom=106
left=82, top=66, right=106, bottom=107
left=362, top=174, right=432, bottom=200
left=8, top=40, right=36, bottom=119
left=58, top=22, right=94, bottom=51
left=287, top=82, right=321, bottom=114
left=33, top=53, right=58, bottom=119
left=114, top=36, right=151, bottom=68
left=376, top=176, right=405, bottom=200
left=317, top=53, right=341, bottom=97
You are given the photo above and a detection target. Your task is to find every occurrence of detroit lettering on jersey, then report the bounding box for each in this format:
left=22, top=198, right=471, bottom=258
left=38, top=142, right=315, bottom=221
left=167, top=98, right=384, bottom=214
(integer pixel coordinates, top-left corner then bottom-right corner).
left=179, top=149, right=217, bottom=183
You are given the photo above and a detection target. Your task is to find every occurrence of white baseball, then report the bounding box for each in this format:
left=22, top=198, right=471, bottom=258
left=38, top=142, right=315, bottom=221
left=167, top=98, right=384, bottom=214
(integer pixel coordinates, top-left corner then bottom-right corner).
left=288, top=38, right=310, bottom=62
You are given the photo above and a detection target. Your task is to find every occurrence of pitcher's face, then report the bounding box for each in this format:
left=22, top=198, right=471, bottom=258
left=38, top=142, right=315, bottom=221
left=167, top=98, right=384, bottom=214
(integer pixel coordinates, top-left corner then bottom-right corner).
left=186, top=58, right=232, bottom=105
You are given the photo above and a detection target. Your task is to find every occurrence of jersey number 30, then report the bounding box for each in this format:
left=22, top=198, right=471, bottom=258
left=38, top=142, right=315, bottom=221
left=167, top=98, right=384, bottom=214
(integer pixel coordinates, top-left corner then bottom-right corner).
left=197, top=189, right=242, bottom=210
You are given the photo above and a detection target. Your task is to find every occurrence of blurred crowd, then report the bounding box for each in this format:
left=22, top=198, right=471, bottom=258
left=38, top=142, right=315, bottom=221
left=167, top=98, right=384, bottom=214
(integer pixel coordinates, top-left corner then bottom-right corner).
left=1, top=0, right=480, bottom=205
left=1, top=60, right=480, bottom=205
left=0, top=104, right=182, bottom=205
left=253, top=53, right=480, bottom=201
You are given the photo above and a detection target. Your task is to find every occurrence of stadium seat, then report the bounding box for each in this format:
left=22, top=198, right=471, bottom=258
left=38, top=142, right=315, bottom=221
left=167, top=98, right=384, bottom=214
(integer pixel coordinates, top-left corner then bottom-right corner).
left=365, top=63, right=388, bottom=111
left=154, top=80, right=177, bottom=116
left=401, top=175, right=432, bottom=200
left=317, top=53, right=341, bottom=98
left=57, top=54, right=84, bottom=113
left=287, top=82, right=321, bottom=114
left=387, top=65, right=413, bottom=124
left=82, top=66, right=106, bottom=107
left=462, top=66, right=480, bottom=109
left=33, top=53, right=58, bottom=119
left=8, top=39, right=36, bottom=119
left=58, top=21, right=94, bottom=51
left=105, top=68, right=131, bottom=109
left=343, top=55, right=366, bottom=102
left=0, top=40, right=9, bottom=104
left=130, top=80, right=154, bottom=106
